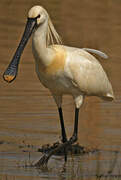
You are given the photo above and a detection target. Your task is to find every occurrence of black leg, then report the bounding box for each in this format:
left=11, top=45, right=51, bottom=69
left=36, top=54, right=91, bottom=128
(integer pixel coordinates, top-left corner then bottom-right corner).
left=35, top=108, right=80, bottom=166
left=69, top=108, right=79, bottom=143
left=58, top=107, right=67, bottom=143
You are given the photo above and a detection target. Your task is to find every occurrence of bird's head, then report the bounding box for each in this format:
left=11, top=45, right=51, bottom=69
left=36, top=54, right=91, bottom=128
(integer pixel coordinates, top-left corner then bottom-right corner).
left=3, top=5, right=61, bottom=83
left=3, top=5, right=48, bottom=83
left=28, top=6, right=48, bottom=27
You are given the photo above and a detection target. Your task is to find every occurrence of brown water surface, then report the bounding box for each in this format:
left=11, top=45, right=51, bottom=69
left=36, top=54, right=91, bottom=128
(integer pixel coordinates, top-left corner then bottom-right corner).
left=0, top=0, right=121, bottom=179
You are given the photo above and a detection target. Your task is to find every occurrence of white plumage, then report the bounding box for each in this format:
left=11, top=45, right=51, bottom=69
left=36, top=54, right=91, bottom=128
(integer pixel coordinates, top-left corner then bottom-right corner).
left=3, top=5, right=114, bottom=149
left=30, top=6, right=114, bottom=109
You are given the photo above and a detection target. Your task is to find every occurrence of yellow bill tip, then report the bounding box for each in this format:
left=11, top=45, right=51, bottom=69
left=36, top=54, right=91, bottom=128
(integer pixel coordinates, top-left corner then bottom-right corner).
left=3, top=75, right=16, bottom=83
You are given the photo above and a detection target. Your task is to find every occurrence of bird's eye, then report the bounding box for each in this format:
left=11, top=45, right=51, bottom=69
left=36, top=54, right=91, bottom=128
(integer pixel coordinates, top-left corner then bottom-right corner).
left=28, top=14, right=40, bottom=21
left=36, top=14, right=40, bottom=19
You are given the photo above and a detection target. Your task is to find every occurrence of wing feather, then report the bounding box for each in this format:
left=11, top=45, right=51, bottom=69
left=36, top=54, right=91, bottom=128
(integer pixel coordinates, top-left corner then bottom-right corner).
left=82, top=48, right=108, bottom=59
left=66, top=50, right=113, bottom=99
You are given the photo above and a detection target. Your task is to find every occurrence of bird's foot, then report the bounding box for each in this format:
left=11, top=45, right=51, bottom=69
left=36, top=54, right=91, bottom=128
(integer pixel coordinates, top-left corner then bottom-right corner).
left=38, top=141, right=60, bottom=154
left=69, top=134, right=77, bottom=144
left=61, top=137, right=68, bottom=143
left=34, top=136, right=98, bottom=167
left=34, top=138, right=78, bottom=167
left=35, top=142, right=68, bottom=167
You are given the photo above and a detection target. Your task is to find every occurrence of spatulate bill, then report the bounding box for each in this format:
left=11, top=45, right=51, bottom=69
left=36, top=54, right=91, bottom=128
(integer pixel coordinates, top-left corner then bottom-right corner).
left=3, top=18, right=37, bottom=83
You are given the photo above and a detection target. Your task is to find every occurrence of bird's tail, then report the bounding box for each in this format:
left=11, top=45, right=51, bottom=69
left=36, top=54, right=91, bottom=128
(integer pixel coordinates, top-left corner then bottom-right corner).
left=101, top=93, right=115, bottom=101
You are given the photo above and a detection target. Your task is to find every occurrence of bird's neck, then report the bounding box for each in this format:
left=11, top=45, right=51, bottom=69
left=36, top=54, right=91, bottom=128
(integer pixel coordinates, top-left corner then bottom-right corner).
left=32, top=22, right=54, bottom=67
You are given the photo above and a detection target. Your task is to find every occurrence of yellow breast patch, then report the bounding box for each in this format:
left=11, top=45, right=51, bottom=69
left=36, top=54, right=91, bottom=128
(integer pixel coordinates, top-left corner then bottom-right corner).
left=44, top=46, right=66, bottom=75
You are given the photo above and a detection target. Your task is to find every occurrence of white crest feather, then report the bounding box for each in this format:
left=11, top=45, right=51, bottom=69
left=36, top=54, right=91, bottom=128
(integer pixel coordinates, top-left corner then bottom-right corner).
left=46, top=17, right=62, bottom=46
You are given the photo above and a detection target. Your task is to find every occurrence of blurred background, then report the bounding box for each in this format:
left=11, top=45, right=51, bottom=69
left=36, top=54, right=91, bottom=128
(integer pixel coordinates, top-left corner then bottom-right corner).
left=0, top=0, right=121, bottom=153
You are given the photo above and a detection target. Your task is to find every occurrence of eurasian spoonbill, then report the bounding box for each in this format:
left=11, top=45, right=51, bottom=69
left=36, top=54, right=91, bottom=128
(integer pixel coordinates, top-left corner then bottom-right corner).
left=3, top=5, right=114, bottom=149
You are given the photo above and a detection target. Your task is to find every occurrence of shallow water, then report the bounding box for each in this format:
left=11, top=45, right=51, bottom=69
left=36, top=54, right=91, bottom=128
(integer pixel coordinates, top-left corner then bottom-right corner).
left=1, top=150, right=121, bottom=180
left=0, top=0, right=121, bottom=179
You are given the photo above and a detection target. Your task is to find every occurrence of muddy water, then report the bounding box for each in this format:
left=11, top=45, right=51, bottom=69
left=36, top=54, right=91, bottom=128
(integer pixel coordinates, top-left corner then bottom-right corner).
left=0, top=0, right=121, bottom=179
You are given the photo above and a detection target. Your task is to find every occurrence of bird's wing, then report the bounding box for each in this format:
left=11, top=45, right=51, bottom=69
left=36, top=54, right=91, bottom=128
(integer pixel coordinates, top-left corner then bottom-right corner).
left=82, top=48, right=108, bottom=59
left=61, top=45, right=108, bottom=59
left=65, top=49, right=113, bottom=98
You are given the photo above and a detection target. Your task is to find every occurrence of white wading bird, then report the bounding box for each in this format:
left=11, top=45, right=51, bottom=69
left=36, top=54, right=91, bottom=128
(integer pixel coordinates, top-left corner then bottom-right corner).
left=3, top=6, right=114, bottom=147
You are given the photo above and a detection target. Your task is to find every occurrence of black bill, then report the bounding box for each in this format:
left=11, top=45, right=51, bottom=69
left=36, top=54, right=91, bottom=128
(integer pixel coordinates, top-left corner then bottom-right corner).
left=3, top=18, right=37, bottom=83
